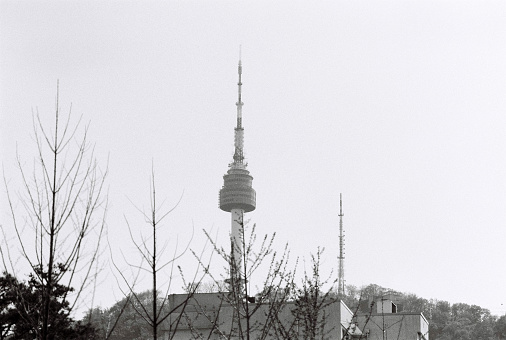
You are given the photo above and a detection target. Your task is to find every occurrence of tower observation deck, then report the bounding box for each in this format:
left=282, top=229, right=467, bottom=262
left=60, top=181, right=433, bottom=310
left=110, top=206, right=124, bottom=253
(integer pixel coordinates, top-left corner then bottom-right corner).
left=219, top=58, right=256, bottom=214
left=219, top=167, right=256, bottom=212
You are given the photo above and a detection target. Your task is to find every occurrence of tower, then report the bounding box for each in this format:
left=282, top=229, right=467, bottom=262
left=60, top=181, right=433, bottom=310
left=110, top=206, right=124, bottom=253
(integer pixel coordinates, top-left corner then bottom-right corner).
left=219, top=57, right=256, bottom=284
left=338, top=193, right=345, bottom=297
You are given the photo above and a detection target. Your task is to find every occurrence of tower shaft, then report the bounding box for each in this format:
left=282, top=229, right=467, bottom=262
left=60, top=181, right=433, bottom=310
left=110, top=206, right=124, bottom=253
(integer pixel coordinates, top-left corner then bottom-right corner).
left=230, top=208, right=244, bottom=280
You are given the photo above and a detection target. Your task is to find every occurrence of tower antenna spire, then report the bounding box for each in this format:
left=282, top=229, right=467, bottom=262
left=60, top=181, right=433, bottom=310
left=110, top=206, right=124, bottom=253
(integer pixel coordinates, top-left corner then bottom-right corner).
left=233, top=48, right=244, bottom=165
left=338, top=193, right=346, bottom=297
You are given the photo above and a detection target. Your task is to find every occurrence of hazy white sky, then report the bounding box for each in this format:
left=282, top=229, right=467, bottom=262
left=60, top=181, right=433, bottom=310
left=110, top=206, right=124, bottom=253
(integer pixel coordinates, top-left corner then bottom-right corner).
left=1, top=1, right=505, bottom=316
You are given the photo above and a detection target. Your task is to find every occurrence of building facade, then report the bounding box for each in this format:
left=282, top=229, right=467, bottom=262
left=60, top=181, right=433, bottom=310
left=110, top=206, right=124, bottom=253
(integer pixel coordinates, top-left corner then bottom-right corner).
left=162, top=293, right=359, bottom=340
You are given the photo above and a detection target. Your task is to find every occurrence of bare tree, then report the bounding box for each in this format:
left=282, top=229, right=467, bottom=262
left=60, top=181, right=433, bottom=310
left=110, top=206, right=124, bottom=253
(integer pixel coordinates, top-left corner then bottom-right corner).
left=293, top=248, right=337, bottom=340
left=112, top=167, right=205, bottom=340
left=264, top=247, right=340, bottom=340
left=1, top=83, right=107, bottom=340
left=185, top=220, right=293, bottom=340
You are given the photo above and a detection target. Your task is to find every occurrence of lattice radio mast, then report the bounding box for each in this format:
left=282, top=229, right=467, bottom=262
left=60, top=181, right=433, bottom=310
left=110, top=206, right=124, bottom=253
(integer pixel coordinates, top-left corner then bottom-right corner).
left=338, top=193, right=345, bottom=297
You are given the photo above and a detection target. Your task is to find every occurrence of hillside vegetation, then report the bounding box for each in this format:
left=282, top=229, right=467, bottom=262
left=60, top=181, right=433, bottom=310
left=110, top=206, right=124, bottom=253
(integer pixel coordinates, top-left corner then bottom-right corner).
left=341, top=283, right=506, bottom=340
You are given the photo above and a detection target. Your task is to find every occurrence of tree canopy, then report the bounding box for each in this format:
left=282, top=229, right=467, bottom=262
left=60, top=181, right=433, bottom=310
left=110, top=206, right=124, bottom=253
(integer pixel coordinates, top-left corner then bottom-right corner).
left=1, top=271, right=95, bottom=340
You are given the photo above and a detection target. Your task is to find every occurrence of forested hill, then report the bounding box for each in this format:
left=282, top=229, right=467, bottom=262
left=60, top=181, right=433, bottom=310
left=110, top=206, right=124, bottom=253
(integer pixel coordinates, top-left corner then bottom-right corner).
left=341, top=283, right=506, bottom=340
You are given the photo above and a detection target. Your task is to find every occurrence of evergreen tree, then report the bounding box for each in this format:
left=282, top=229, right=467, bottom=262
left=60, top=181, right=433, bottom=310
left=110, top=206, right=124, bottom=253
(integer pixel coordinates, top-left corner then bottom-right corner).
left=1, top=270, right=96, bottom=340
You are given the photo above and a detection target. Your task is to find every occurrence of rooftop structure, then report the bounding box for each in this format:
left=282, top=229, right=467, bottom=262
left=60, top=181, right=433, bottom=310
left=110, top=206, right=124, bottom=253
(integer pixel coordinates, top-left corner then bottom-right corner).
left=356, top=295, right=429, bottom=340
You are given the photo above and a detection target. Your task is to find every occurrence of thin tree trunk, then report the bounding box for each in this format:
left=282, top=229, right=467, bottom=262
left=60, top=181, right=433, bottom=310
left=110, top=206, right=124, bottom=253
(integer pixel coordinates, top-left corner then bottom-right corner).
left=42, top=89, right=60, bottom=340
left=152, top=181, right=157, bottom=340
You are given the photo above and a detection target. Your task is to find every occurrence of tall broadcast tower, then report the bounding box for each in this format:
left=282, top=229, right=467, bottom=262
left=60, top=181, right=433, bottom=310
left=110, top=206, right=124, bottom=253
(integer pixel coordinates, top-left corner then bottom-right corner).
left=338, top=193, right=345, bottom=297
left=219, top=57, right=256, bottom=284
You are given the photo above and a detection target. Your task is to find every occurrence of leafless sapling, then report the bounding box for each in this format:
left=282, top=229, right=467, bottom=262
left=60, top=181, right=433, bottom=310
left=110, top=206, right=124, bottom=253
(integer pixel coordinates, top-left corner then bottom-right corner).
left=1, top=83, right=107, bottom=340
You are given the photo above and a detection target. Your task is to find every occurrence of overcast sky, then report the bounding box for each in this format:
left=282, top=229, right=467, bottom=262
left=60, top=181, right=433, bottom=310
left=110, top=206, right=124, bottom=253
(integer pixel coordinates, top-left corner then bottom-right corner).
left=1, top=1, right=505, bottom=316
